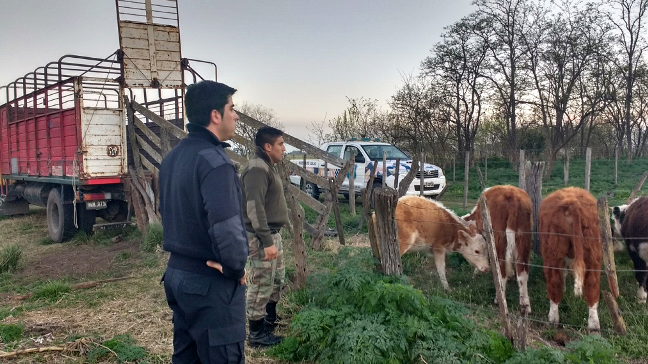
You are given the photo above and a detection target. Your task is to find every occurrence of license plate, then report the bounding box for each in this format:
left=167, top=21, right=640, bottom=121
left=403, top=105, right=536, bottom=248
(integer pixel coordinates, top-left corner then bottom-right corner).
left=86, top=200, right=107, bottom=210
left=424, top=181, right=435, bottom=187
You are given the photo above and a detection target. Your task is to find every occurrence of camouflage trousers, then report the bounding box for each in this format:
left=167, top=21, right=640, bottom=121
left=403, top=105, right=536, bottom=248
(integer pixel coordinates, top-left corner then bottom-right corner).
left=246, top=232, right=285, bottom=320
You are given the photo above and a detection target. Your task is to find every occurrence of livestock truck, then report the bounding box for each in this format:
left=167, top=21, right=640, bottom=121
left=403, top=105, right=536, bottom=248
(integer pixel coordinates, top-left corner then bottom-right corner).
left=290, top=139, right=447, bottom=200
left=0, top=55, right=133, bottom=242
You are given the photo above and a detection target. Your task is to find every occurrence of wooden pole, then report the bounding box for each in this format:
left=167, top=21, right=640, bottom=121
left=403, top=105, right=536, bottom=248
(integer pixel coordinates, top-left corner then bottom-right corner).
left=373, top=188, right=402, bottom=276
left=348, top=152, right=356, bottom=216
left=526, top=162, right=544, bottom=255
left=463, top=151, right=470, bottom=209
left=479, top=197, right=513, bottom=342
left=598, top=198, right=626, bottom=335
left=278, top=161, right=307, bottom=289
left=383, top=151, right=388, bottom=189
left=363, top=188, right=381, bottom=268
left=564, top=149, right=570, bottom=187
left=394, top=159, right=401, bottom=189
left=585, top=147, right=592, bottom=192
left=627, top=172, right=648, bottom=203
left=614, top=147, right=619, bottom=186
left=420, top=152, right=425, bottom=197
left=329, top=179, right=345, bottom=245
left=518, top=150, right=526, bottom=190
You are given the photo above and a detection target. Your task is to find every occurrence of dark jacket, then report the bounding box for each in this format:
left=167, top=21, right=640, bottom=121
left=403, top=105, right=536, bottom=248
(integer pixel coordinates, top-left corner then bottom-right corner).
left=159, top=124, right=248, bottom=280
left=240, top=148, right=290, bottom=248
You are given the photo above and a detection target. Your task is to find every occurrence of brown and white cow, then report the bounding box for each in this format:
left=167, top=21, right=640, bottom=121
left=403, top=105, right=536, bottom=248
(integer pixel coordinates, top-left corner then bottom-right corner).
left=614, top=197, right=648, bottom=303
left=389, top=195, right=490, bottom=291
left=539, top=187, right=602, bottom=331
left=463, top=185, right=533, bottom=314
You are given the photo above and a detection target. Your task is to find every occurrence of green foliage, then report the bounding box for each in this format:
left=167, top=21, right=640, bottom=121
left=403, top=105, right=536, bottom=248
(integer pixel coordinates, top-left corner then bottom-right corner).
left=0, top=244, right=22, bottom=273
left=0, top=323, right=23, bottom=343
left=87, top=334, right=148, bottom=363
left=504, top=336, right=618, bottom=364
left=269, top=249, right=515, bottom=363
left=141, top=222, right=163, bottom=252
left=39, top=237, right=57, bottom=245
left=30, top=281, right=71, bottom=302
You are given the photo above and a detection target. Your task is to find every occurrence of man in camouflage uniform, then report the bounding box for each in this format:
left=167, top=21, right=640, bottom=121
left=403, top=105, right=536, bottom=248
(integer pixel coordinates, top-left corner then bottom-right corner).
left=240, top=126, right=289, bottom=348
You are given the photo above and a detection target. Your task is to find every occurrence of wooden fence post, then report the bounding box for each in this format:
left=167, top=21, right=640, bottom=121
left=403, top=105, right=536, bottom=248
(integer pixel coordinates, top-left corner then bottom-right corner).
left=373, top=188, right=402, bottom=276
left=627, top=172, right=648, bottom=203
left=329, top=179, right=345, bottom=246
left=614, top=147, right=619, bottom=186
left=348, top=152, right=356, bottom=216
left=278, top=161, right=307, bottom=289
left=597, top=197, right=626, bottom=335
left=419, top=152, right=425, bottom=197
left=479, top=197, right=513, bottom=342
left=463, top=152, right=470, bottom=209
left=564, top=149, right=570, bottom=187
left=363, top=188, right=381, bottom=270
left=394, top=159, right=401, bottom=189
left=526, top=162, right=544, bottom=255
left=585, top=147, right=592, bottom=192
left=518, top=150, right=526, bottom=190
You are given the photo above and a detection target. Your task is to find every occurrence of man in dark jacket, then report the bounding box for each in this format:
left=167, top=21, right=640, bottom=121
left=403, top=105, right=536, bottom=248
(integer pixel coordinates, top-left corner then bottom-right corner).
left=159, top=80, right=248, bottom=363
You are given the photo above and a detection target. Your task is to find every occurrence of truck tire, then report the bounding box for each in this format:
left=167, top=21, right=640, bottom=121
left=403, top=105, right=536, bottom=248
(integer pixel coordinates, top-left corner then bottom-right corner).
left=304, top=182, right=320, bottom=200
left=77, top=204, right=96, bottom=235
left=47, top=188, right=76, bottom=243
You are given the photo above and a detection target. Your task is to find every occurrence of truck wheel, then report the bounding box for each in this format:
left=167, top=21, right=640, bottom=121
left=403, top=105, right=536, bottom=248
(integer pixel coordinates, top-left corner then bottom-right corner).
left=77, top=204, right=96, bottom=235
left=47, top=188, right=76, bottom=243
left=304, top=182, right=320, bottom=200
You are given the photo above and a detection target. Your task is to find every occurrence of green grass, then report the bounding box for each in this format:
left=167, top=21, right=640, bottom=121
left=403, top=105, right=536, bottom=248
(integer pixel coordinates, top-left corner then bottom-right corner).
left=0, top=323, right=23, bottom=344
left=0, top=244, right=22, bottom=273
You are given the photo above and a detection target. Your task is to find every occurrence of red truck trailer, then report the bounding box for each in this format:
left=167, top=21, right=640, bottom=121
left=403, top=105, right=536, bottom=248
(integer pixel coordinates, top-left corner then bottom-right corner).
left=0, top=54, right=130, bottom=242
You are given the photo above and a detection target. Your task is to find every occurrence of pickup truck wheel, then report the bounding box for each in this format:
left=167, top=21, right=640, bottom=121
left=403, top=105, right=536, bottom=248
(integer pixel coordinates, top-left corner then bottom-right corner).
left=342, top=192, right=350, bottom=200
left=77, top=203, right=96, bottom=235
left=304, top=182, right=320, bottom=200
left=46, top=188, right=76, bottom=243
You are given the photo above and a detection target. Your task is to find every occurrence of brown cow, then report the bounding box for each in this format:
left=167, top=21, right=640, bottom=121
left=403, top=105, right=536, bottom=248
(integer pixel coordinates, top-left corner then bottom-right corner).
left=614, top=197, right=648, bottom=303
left=463, top=185, right=533, bottom=314
left=389, top=195, right=490, bottom=291
left=539, top=187, right=602, bottom=331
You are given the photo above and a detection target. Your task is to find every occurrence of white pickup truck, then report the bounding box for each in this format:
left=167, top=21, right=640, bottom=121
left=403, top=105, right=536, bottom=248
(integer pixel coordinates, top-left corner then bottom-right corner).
left=289, top=139, right=446, bottom=200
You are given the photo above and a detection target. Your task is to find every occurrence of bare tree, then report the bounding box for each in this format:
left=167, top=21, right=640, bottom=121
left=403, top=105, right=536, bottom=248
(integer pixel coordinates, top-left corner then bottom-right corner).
left=603, top=0, right=648, bottom=161
left=235, top=102, right=283, bottom=157
left=327, top=97, right=384, bottom=140
left=421, top=13, right=489, bottom=158
left=306, top=117, right=336, bottom=147
left=472, top=0, right=538, bottom=158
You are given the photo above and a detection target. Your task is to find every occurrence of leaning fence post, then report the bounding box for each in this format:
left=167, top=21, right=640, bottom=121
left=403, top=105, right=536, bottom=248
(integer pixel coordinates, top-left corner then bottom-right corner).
left=598, top=197, right=626, bottom=335
left=479, top=197, right=514, bottom=343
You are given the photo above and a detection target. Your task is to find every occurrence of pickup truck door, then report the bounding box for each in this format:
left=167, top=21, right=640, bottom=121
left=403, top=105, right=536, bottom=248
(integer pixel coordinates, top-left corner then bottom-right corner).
left=343, top=145, right=366, bottom=193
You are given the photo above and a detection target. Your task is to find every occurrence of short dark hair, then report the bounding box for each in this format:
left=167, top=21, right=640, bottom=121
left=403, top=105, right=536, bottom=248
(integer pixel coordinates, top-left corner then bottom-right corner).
left=255, top=126, right=283, bottom=148
left=185, top=81, right=237, bottom=127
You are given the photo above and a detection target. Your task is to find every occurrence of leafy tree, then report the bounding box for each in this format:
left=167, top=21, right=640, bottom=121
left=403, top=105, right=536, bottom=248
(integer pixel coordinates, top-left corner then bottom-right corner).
left=235, top=102, right=283, bottom=157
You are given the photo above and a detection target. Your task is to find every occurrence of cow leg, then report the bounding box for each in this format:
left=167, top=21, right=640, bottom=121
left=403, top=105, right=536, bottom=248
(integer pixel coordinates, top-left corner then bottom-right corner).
left=517, top=270, right=530, bottom=314
left=587, top=302, right=600, bottom=332
left=433, top=249, right=451, bottom=291
left=584, top=268, right=601, bottom=332
left=545, top=265, right=564, bottom=325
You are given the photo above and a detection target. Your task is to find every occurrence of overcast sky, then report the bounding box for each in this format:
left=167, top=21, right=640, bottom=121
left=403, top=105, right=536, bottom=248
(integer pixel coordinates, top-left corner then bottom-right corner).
left=0, top=0, right=475, bottom=142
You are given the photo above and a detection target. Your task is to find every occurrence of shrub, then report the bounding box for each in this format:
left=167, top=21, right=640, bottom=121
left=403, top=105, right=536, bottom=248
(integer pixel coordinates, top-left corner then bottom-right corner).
left=0, top=245, right=22, bottom=273
left=269, top=248, right=515, bottom=363
left=141, top=222, right=163, bottom=252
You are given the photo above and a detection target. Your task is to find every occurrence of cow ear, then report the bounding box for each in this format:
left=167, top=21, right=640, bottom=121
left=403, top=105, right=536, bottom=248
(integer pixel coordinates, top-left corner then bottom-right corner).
left=458, top=230, right=469, bottom=240
left=613, top=206, right=620, bottom=218
left=466, top=219, right=477, bottom=228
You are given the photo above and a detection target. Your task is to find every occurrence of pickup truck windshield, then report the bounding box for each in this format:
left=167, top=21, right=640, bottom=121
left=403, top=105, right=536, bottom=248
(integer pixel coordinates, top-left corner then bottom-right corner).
left=362, top=144, right=409, bottom=160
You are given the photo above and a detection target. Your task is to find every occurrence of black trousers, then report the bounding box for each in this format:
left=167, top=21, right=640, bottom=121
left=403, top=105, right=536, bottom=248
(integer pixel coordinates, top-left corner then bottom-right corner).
left=163, top=266, right=246, bottom=364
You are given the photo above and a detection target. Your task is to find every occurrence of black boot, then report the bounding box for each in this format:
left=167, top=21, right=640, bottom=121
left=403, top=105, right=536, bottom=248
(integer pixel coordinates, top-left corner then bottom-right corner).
left=248, top=319, right=283, bottom=348
left=264, top=301, right=281, bottom=332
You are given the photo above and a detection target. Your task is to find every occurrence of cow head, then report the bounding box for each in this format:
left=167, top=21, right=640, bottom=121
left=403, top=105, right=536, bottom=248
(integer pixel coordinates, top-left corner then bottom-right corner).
left=457, top=229, right=490, bottom=273
left=611, top=204, right=629, bottom=238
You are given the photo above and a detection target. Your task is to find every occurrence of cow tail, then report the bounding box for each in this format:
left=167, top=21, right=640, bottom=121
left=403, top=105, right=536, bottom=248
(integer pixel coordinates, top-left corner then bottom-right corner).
left=571, top=203, right=586, bottom=297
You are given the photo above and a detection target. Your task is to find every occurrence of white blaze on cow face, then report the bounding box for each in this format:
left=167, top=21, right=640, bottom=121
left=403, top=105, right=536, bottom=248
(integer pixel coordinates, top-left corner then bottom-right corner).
left=457, top=229, right=490, bottom=272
